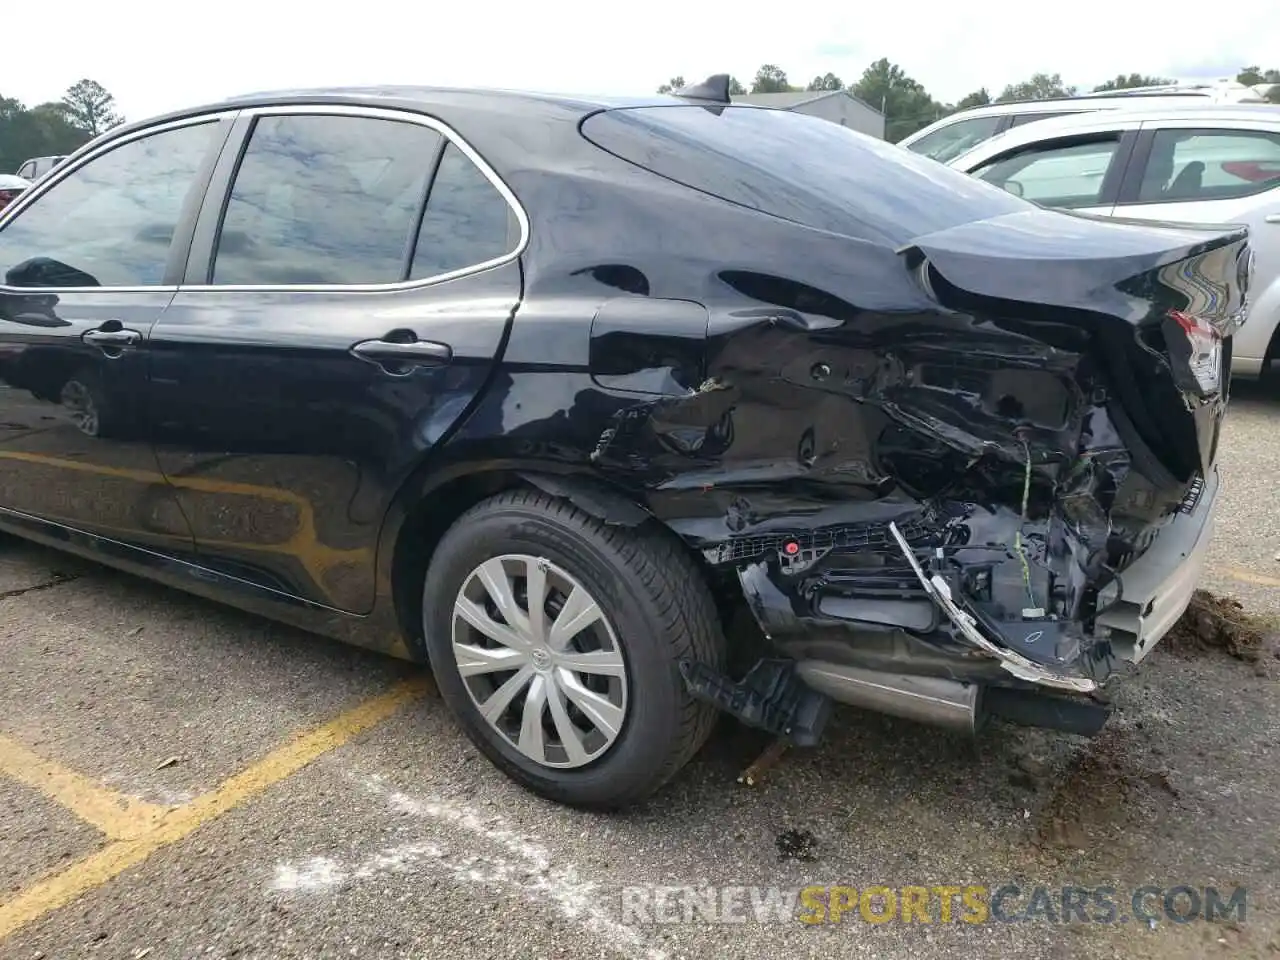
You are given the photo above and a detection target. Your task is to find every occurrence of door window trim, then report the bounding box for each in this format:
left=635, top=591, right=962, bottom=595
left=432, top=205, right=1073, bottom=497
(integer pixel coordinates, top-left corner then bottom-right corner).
left=0, top=111, right=240, bottom=294
left=1114, top=123, right=1280, bottom=206
left=181, top=104, right=530, bottom=293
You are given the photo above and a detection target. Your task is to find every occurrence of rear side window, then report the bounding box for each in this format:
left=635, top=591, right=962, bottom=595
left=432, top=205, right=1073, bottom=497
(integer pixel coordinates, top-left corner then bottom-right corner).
left=409, top=142, right=520, bottom=280
left=1135, top=128, right=1280, bottom=202
left=906, top=115, right=1004, bottom=162
left=580, top=105, right=1027, bottom=246
left=212, top=114, right=443, bottom=285
left=970, top=136, right=1121, bottom=208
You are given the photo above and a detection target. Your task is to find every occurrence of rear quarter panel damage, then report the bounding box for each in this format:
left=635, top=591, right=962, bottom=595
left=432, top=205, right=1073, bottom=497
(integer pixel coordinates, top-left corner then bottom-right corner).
left=449, top=140, right=1248, bottom=692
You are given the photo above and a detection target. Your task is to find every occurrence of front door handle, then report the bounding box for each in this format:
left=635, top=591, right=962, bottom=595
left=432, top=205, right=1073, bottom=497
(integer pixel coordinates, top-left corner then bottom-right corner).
left=350, top=334, right=452, bottom=372
left=1264, top=214, right=1280, bottom=224
left=83, top=327, right=142, bottom=351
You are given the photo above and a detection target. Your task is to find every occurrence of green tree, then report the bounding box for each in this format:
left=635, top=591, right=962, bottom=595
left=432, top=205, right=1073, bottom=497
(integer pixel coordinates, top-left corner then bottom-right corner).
left=997, top=72, right=1077, bottom=102
left=0, top=93, right=94, bottom=175
left=953, top=88, right=993, bottom=110
left=751, top=64, right=793, bottom=94
left=61, top=78, right=123, bottom=137
left=807, top=72, right=844, bottom=92
left=1093, top=73, right=1173, bottom=91
left=851, top=58, right=940, bottom=142
left=728, top=77, right=747, bottom=96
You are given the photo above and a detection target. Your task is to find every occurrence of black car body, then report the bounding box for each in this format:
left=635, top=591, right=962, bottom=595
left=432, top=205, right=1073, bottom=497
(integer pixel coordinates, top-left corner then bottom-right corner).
left=0, top=78, right=1252, bottom=808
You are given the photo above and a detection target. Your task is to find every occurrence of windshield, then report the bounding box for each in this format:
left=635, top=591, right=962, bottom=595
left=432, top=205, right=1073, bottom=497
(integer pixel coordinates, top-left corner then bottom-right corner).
left=580, top=104, right=1029, bottom=246
left=904, top=115, right=1004, bottom=162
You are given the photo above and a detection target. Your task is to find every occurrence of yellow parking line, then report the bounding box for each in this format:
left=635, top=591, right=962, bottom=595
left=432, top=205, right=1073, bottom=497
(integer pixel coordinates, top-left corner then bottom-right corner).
left=0, top=675, right=432, bottom=941
left=1227, top=566, right=1280, bottom=589
left=0, top=736, right=171, bottom=840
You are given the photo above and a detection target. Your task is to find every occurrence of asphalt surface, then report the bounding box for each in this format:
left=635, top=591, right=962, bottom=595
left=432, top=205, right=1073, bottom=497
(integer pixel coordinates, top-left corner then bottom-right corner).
left=1, top=384, right=1278, bottom=960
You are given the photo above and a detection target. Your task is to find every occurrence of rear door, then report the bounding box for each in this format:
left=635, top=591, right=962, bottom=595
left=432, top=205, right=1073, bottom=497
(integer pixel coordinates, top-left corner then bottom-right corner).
left=0, top=114, right=232, bottom=554
left=962, top=127, right=1139, bottom=215
left=149, top=106, right=525, bottom=613
left=1112, top=120, right=1280, bottom=369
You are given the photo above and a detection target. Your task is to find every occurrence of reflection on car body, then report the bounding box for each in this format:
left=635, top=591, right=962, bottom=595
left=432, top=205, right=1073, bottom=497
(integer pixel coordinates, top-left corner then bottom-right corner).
left=0, top=76, right=1252, bottom=810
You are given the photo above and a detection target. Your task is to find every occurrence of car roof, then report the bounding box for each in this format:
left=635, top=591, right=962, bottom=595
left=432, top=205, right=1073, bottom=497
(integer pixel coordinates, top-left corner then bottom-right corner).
left=898, top=92, right=1272, bottom=147
left=113, top=85, right=706, bottom=137
left=946, top=103, right=1280, bottom=169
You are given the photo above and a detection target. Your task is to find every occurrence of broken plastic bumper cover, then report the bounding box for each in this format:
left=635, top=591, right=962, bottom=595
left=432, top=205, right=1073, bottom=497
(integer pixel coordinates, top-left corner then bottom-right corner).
left=888, top=521, right=1098, bottom=692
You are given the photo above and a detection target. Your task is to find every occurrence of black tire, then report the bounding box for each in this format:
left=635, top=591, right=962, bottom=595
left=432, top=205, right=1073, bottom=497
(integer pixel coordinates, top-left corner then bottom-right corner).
left=422, top=488, right=725, bottom=809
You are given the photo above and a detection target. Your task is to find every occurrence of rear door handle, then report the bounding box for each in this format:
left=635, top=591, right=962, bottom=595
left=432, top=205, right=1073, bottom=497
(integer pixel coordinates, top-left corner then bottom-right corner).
left=1264, top=214, right=1280, bottom=224
left=350, top=335, right=452, bottom=372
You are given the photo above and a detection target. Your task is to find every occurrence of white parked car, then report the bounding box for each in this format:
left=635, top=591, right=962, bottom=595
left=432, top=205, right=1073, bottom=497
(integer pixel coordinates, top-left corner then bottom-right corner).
left=0, top=174, right=32, bottom=214
left=947, top=105, right=1280, bottom=379
left=901, top=81, right=1271, bottom=164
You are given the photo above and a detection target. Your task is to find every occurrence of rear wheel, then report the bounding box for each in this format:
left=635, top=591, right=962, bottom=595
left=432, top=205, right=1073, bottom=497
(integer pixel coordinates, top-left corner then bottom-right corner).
left=422, top=489, right=724, bottom=809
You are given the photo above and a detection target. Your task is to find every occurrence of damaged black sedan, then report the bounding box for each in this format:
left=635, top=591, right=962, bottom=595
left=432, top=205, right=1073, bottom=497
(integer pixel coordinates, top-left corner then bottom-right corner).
left=0, top=76, right=1251, bottom=809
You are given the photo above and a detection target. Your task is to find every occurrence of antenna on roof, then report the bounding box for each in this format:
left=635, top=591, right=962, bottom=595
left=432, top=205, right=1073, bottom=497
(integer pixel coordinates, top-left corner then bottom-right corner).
left=673, top=74, right=732, bottom=103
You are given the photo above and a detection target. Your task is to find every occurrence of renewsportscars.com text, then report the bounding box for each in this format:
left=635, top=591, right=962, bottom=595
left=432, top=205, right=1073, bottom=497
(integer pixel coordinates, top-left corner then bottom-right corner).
left=618, top=884, right=1247, bottom=926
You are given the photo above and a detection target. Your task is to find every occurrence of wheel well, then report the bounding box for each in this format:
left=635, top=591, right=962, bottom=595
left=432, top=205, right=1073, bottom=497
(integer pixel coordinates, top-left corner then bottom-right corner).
left=390, top=470, right=528, bottom=653
left=386, top=469, right=747, bottom=659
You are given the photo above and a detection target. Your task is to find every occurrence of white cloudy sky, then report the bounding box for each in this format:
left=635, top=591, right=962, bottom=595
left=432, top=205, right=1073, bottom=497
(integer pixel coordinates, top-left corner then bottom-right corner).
left=6, top=0, right=1277, bottom=120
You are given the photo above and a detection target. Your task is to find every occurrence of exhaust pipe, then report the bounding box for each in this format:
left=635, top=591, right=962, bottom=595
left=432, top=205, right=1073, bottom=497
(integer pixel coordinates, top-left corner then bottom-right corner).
left=795, top=661, right=980, bottom=734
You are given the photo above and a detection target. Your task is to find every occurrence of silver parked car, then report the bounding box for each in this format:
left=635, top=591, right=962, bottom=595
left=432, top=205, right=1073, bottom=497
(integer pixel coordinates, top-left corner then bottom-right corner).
left=901, top=81, right=1271, bottom=164
left=947, top=104, right=1280, bottom=379
left=14, top=156, right=67, bottom=182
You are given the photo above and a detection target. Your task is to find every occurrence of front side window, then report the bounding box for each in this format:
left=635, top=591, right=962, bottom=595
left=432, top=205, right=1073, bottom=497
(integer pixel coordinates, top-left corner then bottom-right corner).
left=211, top=114, right=444, bottom=285
left=971, top=137, right=1120, bottom=207
left=905, top=116, right=1004, bottom=162
left=409, top=142, right=520, bottom=280
left=17, top=162, right=34, bottom=180
left=0, top=122, right=218, bottom=288
left=1136, top=128, right=1280, bottom=202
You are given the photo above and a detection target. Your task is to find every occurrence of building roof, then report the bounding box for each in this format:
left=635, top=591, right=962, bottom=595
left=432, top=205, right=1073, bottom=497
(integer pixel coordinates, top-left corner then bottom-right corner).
left=731, top=89, right=884, bottom=116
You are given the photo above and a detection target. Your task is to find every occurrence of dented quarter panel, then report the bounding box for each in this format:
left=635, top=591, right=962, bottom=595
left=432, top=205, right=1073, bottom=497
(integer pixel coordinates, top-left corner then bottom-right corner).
left=431, top=103, right=1251, bottom=693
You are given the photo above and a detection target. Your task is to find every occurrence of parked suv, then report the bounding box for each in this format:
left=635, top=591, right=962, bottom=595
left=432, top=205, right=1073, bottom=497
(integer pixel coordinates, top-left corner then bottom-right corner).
left=15, top=156, right=67, bottom=181
left=901, top=81, right=1270, bottom=163
left=947, top=104, right=1280, bottom=379
left=0, top=80, right=1250, bottom=808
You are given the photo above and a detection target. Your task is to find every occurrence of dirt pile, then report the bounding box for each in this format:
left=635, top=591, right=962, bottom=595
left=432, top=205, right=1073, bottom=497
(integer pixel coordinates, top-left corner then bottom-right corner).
left=1163, top=589, right=1274, bottom=663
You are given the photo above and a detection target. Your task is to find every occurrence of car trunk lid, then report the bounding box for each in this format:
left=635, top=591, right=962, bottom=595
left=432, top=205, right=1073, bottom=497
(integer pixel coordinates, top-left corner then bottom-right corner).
left=901, top=207, right=1252, bottom=484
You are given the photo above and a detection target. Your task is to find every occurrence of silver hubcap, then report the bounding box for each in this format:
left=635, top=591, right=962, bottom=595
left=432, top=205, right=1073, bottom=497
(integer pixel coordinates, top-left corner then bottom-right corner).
left=451, top=554, right=628, bottom=769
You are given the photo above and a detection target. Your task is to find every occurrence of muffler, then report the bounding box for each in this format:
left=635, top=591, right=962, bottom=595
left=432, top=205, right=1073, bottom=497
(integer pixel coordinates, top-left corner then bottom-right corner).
left=794, top=661, right=980, bottom=734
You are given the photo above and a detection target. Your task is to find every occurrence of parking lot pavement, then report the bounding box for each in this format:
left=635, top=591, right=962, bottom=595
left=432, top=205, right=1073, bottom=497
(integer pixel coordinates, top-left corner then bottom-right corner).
left=1, top=386, right=1278, bottom=960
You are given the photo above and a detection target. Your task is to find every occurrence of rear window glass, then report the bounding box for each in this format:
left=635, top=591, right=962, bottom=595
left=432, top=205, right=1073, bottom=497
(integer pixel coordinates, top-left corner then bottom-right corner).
left=579, top=105, right=1029, bottom=245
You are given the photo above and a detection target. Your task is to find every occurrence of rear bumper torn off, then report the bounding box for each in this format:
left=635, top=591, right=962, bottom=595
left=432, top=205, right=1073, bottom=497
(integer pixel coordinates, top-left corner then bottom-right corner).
left=1095, top=465, right=1220, bottom=664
